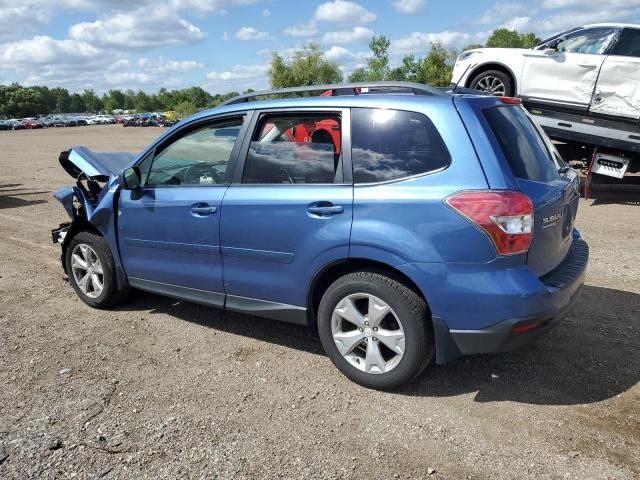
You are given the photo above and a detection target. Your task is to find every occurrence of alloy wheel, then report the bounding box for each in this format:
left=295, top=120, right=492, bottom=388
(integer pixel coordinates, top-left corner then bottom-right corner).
left=331, top=293, right=405, bottom=374
left=70, top=243, right=104, bottom=299
left=475, top=75, right=506, bottom=95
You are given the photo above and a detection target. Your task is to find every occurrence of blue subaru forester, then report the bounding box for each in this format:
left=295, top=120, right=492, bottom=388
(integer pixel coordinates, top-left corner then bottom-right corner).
left=52, top=82, right=588, bottom=390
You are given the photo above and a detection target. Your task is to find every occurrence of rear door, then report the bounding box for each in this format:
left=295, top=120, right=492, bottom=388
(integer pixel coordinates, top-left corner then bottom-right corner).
left=590, top=27, right=640, bottom=119
left=482, top=104, right=580, bottom=276
left=520, top=27, right=618, bottom=109
left=220, top=108, right=352, bottom=320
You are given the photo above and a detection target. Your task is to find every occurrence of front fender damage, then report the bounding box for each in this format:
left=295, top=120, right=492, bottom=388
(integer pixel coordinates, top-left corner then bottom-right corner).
left=52, top=176, right=128, bottom=290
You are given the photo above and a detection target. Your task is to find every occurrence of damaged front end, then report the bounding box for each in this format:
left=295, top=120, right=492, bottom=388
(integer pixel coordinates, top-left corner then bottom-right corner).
left=52, top=147, right=135, bottom=287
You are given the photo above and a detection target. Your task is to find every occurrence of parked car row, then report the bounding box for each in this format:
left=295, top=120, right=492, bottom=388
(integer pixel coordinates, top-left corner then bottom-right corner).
left=1, top=113, right=179, bottom=131
left=121, top=113, right=178, bottom=128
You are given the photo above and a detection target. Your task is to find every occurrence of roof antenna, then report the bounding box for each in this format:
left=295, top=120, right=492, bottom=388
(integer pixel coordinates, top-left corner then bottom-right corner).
left=452, top=64, right=471, bottom=93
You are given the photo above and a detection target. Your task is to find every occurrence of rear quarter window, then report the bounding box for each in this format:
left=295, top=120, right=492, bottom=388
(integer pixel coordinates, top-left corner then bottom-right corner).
left=351, top=108, right=451, bottom=183
left=483, top=105, right=560, bottom=182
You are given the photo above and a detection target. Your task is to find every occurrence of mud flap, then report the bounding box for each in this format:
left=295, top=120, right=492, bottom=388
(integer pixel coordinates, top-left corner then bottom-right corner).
left=432, top=316, right=463, bottom=364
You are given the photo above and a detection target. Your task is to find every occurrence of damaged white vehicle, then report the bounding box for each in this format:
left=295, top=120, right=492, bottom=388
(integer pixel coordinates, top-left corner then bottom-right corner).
left=451, top=23, right=640, bottom=120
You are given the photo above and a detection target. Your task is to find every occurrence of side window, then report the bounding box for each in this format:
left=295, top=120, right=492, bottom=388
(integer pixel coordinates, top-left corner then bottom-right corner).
left=556, top=28, right=618, bottom=55
left=611, top=28, right=640, bottom=57
left=351, top=108, right=450, bottom=184
left=242, top=113, right=342, bottom=184
left=146, top=117, right=243, bottom=187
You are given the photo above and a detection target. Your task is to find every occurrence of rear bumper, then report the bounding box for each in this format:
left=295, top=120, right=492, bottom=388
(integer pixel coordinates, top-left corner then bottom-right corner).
left=447, top=238, right=588, bottom=357
left=448, top=282, right=584, bottom=355
left=400, top=236, right=589, bottom=363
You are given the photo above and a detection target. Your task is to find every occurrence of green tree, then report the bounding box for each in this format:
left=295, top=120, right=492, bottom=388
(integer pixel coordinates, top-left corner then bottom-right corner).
left=269, top=43, right=343, bottom=88
left=82, top=89, right=103, bottom=112
left=69, top=93, right=86, bottom=112
left=174, top=100, right=197, bottom=119
left=366, top=35, right=391, bottom=80
left=51, top=87, right=71, bottom=113
left=0, top=84, right=47, bottom=118
left=418, top=42, right=454, bottom=87
left=123, top=89, right=136, bottom=110
left=486, top=28, right=541, bottom=48
left=462, top=43, right=484, bottom=51
left=348, top=35, right=392, bottom=82
left=520, top=32, right=541, bottom=48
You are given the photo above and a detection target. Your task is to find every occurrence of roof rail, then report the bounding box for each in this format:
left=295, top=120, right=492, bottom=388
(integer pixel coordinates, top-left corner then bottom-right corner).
left=220, top=81, right=448, bottom=106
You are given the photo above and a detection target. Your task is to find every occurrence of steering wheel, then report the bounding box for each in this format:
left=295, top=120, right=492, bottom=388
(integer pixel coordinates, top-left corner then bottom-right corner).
left=183, top=163, right=222, bottom=185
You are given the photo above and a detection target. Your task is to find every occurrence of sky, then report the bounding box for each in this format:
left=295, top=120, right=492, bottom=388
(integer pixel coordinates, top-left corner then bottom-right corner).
left=0, top=0, right=639, bottom=95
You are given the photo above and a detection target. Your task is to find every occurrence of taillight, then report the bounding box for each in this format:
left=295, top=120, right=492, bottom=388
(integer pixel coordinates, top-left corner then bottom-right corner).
left=445, top=191, right=533, bottom=255
left=498, top=96, right=522, bottom=104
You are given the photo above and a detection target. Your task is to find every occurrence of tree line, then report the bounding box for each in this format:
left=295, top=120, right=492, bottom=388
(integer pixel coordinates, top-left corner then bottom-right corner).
left=1, top=28, right=539, bottom=120
left=0, top=85, right=240, bottom=120
left=269, top=28, right=540, bottom=89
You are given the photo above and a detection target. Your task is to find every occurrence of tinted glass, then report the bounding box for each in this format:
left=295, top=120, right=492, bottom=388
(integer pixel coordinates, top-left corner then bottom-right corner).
left=483, top=105, right=560, bottom=182
left=147, top=118, right=242, bottom=187
left=556, top=27, right=617, bottom=54
left=351, top=108, right=450, bottom=183
left=612, top=28, right=640, bottom=57
left=243, top=113, right=341, bottom=184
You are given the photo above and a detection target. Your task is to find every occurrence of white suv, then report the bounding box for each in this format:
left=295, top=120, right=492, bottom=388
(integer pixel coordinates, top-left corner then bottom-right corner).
left=451, top=23, right=640, bottom=119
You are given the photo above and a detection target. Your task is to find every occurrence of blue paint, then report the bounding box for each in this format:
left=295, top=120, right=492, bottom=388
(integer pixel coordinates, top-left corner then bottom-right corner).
left=52, top=90, right=588, bottom=361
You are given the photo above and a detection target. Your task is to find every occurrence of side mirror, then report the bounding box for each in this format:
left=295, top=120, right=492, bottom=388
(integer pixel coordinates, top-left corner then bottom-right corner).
left=543, top=48, right=557, bottom=55
left=121, top=166, right=141, bottom=190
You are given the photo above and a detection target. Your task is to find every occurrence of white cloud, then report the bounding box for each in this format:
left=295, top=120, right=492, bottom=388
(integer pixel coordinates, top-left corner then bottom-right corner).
left=324, top=46, right=368, bottom=62
left=263, top=8, right=271, bottom=17
left=234, top=26, right=272, bottom=41
left=205, top=63, right=269, bottom=92
left=392, top=0, right=427, bottom=14
left=0, top=35, right=102, bottom=67
left=137, top=57, right=204, bottom=74
left=476, top=2, right=530, bottom=25
left=542, top=0, right=640, bottom=8
left=283, top=21, right=319, bottom=37
left=206, top=63, right=268, bottom=81
left=0, top=4, right=50, bottom=39
left=314, top=1, right=376, bottom=24
left=322, top=27, right=373, bottom=44
left=69, top=8, right=206, bottom=48
left=390, top=31, right=486, bottom=55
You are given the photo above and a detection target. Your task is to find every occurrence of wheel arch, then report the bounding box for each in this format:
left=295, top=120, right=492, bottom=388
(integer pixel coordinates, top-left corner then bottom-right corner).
left=466, top=62, right=518, bottom=94
left=307, top=258, right=430, bottom=329
left=61, top=220, right=129, bottom=291
left=60, top=220, right=102, bottom=274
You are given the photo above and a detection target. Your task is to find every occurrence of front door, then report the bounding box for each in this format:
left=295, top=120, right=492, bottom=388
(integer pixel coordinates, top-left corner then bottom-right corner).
left=220, top=109, right=353, bottom=321
left=118, top=115, right=247, bottom=304
left=520, top=27, right=618, bottom=109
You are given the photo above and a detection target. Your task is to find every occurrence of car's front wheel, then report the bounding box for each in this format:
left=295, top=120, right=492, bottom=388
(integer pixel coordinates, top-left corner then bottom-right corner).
left=65, top=231, right=126, bottom=308
left=469, top=69, right=514, bottom=97
left=317, top=272, right=434, bottom=390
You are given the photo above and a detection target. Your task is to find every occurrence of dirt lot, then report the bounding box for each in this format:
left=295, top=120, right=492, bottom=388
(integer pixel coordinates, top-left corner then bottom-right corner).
left=0, top=125, right=638, bottom=479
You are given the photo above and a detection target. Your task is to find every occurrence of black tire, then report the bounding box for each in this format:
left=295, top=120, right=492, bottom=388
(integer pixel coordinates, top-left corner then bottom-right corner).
left=317, top=272, right=434, bottom=390
left=64, top=230, right=127, bottom=308
left=469, top=69, right=514, bottom=97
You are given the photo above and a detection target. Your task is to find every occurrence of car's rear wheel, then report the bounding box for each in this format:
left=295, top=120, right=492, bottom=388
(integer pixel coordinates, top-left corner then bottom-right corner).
left=65, top=231, right=126, bottom=308
left=317, top=272, right=434, bottom=390
left=469, top=70, right=514, bottom=97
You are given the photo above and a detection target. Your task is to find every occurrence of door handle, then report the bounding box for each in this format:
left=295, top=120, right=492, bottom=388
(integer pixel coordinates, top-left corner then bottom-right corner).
left=578, top=62, right=597, bottom=68
left=191, top=205, right=217, bottom=215
left=307, top=205, right=344, bottom=216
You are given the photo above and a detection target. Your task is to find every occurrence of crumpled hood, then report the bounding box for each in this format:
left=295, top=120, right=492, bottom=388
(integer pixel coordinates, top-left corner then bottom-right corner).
left=59, top=146, right=135, bottom=180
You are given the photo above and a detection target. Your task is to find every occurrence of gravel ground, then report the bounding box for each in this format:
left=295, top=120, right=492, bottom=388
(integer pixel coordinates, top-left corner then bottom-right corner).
left=0, top=125, right=638, bottom=479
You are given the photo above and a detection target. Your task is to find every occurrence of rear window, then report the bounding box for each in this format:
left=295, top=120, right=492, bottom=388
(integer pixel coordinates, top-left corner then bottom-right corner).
left=351, top=108, right=450, bottom=183
left=483, top=106, right=560, bottom=182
